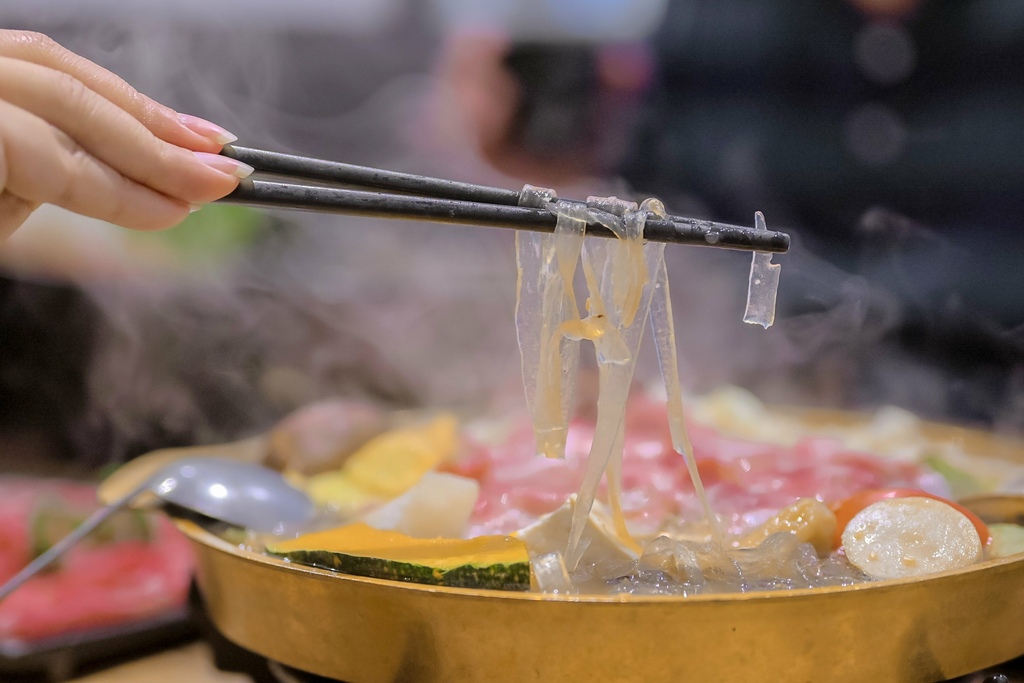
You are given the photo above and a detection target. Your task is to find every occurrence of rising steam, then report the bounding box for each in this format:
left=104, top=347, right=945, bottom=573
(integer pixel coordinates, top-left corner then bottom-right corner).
left=3, top=10, right=1022, bottom=464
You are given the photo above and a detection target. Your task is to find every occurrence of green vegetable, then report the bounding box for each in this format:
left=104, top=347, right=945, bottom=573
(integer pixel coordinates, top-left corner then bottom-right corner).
left=923, top=455, right=987, bottom=498
left=30, top=498, right=152, bottom=560
left=129, top=205, right=267, bottom=262
left=267, top=523, right=531, bottom=591
left=989, top=523, right=1024, bottom=559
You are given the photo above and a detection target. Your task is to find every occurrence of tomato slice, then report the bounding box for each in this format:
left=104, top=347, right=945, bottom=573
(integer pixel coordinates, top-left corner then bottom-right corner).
left=830, top=488, right=991, bottom=549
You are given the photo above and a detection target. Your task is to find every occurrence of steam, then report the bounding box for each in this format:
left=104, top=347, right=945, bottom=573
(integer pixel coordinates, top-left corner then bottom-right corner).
left=3, top=11, right=1023, bottom=464
left=652, top=206, right=1024, bottom=434
left=5, top=12, right=530, bottom=462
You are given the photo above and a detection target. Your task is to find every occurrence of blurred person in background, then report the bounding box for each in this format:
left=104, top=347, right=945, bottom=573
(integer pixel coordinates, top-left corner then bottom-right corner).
left=3, top=0, right=1024, bottom=472
left=435, top=0, right=1024, bottom=425
left=0, top=6, right=483, bottom=468
left=0, top=13, right=438, bottom=467
left=0, top=28, right=251, bottom=468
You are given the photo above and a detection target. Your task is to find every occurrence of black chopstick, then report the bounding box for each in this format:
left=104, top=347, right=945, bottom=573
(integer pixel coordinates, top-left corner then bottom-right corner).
left=224, top=179, right=788, bottom=252
left=223, top=146, right=741, bottom=227
left=216, top=146, right=791, bottom=254
left=222, top=145, right=520, bottom=206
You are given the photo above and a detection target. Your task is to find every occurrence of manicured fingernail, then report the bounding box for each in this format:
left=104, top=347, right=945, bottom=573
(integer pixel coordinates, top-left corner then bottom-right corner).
left=179, top=114, right=238, bottom=145
left=193, top=151, right=254, bottom=179
left=189, top=204, right=202, bottom=213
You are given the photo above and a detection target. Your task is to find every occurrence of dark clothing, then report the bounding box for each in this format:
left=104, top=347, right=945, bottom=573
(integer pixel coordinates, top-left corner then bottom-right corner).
left=623, top=0, right=1024, bottom=325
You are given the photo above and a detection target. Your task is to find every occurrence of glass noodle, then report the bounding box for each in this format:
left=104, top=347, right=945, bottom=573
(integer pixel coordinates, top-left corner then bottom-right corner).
left=515, top=189, right=780, bottom=567
left=564, top=199, right=658, bottom=567
left=514, top=194, right=586, bottom=459
left=743, top=212, right=781, bottom=328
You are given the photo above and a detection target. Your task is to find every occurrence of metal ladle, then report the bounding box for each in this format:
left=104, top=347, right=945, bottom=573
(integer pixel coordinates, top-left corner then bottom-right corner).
left=0, top=457, right=315, bottom=602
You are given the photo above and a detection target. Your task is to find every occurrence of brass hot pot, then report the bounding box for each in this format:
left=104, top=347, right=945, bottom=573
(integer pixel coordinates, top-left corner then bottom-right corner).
left=102, top=411, right=1024, bottom=683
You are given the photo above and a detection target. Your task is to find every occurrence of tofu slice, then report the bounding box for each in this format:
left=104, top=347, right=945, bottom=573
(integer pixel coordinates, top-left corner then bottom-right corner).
left=515, top=497, right=638, bottom=568
left=361, top=472, right=479, bottom=539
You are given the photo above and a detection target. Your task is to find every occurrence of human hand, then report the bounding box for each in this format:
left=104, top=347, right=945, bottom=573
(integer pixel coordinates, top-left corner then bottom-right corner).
left=0, top=30, right=253, bottom=241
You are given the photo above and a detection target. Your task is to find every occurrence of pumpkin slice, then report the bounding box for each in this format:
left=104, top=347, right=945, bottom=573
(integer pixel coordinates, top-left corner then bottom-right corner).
left=267, top=523, right=531, bottom=591
left=304, top=413, right=460, bottom=515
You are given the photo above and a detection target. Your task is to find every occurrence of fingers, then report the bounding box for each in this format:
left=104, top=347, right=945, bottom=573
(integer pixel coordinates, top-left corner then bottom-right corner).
left=0, top=29, right=246, bottom=237
left=0, top=57, right=249, bottom=206
left=0, top=99, right=194, bottom=231
left=0, top=30, right=231, bottom=152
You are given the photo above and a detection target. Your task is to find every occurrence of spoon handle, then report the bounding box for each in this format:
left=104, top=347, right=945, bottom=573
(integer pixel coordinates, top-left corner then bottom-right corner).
left=0, top=483, right=149, bottom=602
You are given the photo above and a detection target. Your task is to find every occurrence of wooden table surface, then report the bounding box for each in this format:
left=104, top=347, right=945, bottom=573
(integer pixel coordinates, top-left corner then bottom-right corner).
left=70, top=642, right=251, bottom=683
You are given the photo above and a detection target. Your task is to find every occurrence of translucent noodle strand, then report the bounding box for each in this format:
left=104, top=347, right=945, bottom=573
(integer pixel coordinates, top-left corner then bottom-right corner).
left=565, top=207, right=658, bottom=569
left=649, top=256, right=722, bottom=543
left=517, top=193, right=764, bottom=568
left=515, top=196, right=587, bottom=459
left=743, top=211, right=781, bottom=328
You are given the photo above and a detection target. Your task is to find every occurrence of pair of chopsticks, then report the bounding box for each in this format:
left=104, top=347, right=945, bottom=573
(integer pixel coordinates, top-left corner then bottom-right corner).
left=215, top=145, right=790, bottom=254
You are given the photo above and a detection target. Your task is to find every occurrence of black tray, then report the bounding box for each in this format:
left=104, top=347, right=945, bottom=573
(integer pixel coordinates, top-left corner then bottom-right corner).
left=0, top=605, right=198, bottom=682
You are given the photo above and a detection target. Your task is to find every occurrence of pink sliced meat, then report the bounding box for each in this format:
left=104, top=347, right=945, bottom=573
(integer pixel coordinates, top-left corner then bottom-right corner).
left=0, top=479, right=193, bottom=643
left=456, top=397, right=942, bottom=537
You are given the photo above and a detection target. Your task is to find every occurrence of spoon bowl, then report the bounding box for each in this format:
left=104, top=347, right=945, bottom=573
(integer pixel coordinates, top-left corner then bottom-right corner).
left=153, top=457, right=315, bottom=534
